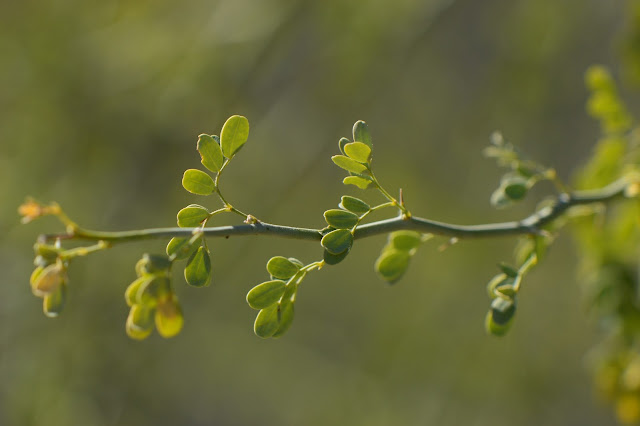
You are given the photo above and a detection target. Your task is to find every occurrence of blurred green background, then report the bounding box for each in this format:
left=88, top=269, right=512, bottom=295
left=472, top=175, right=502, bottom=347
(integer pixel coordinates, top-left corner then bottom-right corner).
left=1, top=0, right=638, bottom=424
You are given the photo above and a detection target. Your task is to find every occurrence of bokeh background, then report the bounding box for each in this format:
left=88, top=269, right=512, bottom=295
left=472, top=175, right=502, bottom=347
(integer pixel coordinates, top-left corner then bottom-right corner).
left=2, top=1, right=640, bottom=425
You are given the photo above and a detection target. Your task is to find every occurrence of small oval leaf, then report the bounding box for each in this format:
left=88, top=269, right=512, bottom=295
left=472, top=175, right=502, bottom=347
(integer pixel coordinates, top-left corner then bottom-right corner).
left=352, top=120, right=373, bottom=147
left=390, top=231, right=422, bottom=251
left=32, top=263, right=65, bottom=296
left=198, top=134, right=224, bottom=173
left=324, top=209, right=359, bottom=229
left=166, top=236, right=200, bottom=260
left=246, top=280, right=286, bottom=310
left=43, top=282, right=67, bottom=318
left=177, top=204, right=210, bottom=228
left=485, top=310, right=512, bottom=337
left=343, top=176, right=372, bottom=189
left=490, top=296, right=517, bottom=325
left=344, top=142, right=372, bottom=164
left=221, top=115, right=249, bottom=158
left=321, top=229, right=354, bottom=255
left=127, top=305, right=155, bottom=340
left=254, top=304, right=279, bottom=338
left=182, top=169, right=215, bottom=195
left=503, top=177, right=528, bottom=200
left=331, top=155, right=368, bottom=174
left=185, top=246, right=212, bottom=287
left=125, top=276, right=152, bottom=307
left=272, top=300, right=295, bottom=338
left=323, top=248, right=350, bottom=265
left=339, top=196, right=370, bottom=214
left=155, top=295, right=184, bottom=338
left=266, top=256, right=300, bottom=280
left=338, top=137, right=350, bottom=155
left=375, top=250, right=410, bottom=284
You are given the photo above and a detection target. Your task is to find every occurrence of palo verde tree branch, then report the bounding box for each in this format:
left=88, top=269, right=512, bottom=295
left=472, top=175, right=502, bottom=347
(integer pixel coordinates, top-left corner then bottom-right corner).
left=37, top=175, right=632, bottom=244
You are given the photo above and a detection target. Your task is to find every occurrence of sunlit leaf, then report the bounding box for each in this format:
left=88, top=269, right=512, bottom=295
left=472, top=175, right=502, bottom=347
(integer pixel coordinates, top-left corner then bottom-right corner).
left=254, top=304, right=279, bottom=338
left=375, top=249, right=410, bottom=284
left=185, top=246, right=212, bottom=287
left=43, top=282, right=66, bottom=318
left=166, top=237, right=200, bottom=260
left=220, top=115, right=249, bottom=158
left=197, top=134, right=224, bottom=173
left=272, top=300, right=295, bottom=338
left=266, top=256, right=300, bottom=280
left=324, top=209, right=359, bottom=229
left=331, top=155, right=368, bottom=174
left=321, top=229, right=353, bottom=255
left=155, top=295, right=184, bottom=338
left=126, top=305, right=155, bottom=340
left=344, top=142, right=372, bottom=164
left=339, top=196, right=370, bottom=214
left=343, top=176, right=372, bottom=189
left=32, top=263, right=65, bottom=296
left=485, top=310, right=512, bottom=337
left=390, top=231, right=422, bottom=251
left=246, top=280, right=286, bottom=310
left=177, top=204, right=210, bottom=227
left=352, top=120, right=372, bottom=148
left=182, top=169, right=215, bottom=195
left=323, top=248, right=349, bottom=265
left=125, top=276, right=152, bottom=307
left=338, top=137, right=350, bottom=155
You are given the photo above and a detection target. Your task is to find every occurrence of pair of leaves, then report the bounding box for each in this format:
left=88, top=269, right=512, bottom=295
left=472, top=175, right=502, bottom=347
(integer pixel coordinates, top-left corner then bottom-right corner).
left=183, top=115, right=250, bottom=195
left=375, top=231, right=424, bottom=284
left=126, top=294, right=184, bottom=340
left=31, top=261, right=67, bottom=317
left=248, top=256, right=302, bottom=338
left=321, top=196, right=373, bottom=259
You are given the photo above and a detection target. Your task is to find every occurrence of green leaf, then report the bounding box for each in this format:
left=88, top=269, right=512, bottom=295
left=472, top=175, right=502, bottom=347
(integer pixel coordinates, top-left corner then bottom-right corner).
left=321, top=229, right=354, bottom=255
left=138, top=254, right=172, bottom=274
left=391, top=231, right=422, bottom=251
left=288, top=258, right=304, bottom=268
left=339, top=196, right=370, bottom=214
left=344, top=142, right=372, bottom=164
left=324, top=209, right=359, bottom=229
left=266, top=256, right=300, bottom=280
left=127, top=304, right=155, bottom=339
left=272, top=300, right=295, bottom=338
left=323, top=248, right=349, bottom=265
left=32, top=263, right=65, bottom=296
left=182, top=169, right=215, bottom=195
left=490, top=296, right=517, bottom=325
left=197, top=134, right=224, bottom=173
left=177, top=204, right=210, bottom=228
left=331, top=155, right=368, bottom=174
left=185, top=246, right=212, bottom=287
left=220, top=115, right=249, bottom=158
left=375, top=249, right=410, bottom=284
left=125, top=276, right=152, bottom=307
left=155, top=295, right=184, bottom=338
left=254, top=304, right=280, bottom=338
left=503, top=177, right=528, bottom=200
left=43, top=282, right=66, bottom=318
left=486, top=274, right=515, bottom=299
left=247, top=280, right=286, bottom=310
left=343, top=176, right=372, bottom=189
left=166, top=237, right=200, bottom=260
left=136, top=276, right=169, bottom=306
left=485, top=310, right=512, bottom=337
left=338, top=137, right=350, bottom=155
left=352, top=120, right=372, bottom=148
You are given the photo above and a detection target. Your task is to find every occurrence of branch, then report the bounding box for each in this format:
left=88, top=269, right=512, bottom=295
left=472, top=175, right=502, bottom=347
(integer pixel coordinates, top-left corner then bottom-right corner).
left=38, top=176, right=631, bottom=244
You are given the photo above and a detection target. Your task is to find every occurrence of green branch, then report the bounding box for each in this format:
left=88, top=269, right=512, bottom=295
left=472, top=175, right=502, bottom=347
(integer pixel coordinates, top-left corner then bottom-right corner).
left=38, top=176, right=631, bottom=245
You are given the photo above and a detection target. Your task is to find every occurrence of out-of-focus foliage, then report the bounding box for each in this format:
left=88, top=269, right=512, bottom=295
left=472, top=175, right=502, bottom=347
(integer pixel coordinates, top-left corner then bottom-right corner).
left=4, top=0, right=640, bottom=425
